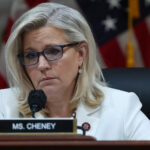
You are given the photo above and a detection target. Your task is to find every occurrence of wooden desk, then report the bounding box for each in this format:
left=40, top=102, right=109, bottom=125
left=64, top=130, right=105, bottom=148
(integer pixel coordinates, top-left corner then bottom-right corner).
left=0, top=135, right=150, bottom=150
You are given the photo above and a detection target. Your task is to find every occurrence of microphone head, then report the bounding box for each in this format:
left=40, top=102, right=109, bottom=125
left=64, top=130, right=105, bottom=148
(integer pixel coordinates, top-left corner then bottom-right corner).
left=28, top=90, right=47, bottom=113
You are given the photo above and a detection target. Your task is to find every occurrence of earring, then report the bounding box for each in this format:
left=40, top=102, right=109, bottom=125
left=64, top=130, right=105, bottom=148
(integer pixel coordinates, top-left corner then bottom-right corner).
left=78, top=67, right=83, bottom=74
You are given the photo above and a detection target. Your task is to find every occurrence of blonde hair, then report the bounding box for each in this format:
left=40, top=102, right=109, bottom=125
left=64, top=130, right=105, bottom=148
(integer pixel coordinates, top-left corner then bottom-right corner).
left=5, top=2, right=104, bottom=117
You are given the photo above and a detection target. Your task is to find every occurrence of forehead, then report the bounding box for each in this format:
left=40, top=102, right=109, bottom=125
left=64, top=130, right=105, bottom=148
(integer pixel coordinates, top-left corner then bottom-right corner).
left=23, top=26, right=69, bottom=50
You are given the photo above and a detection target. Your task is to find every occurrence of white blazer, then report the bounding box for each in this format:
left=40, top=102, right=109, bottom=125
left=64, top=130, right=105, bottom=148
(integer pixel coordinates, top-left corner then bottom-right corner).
left=0, top=86, right=150, bottom=140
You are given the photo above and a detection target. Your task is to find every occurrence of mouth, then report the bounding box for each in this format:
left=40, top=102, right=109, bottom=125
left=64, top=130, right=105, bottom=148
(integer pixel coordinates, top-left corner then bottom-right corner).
left=39, top=77, right=56, bottom=83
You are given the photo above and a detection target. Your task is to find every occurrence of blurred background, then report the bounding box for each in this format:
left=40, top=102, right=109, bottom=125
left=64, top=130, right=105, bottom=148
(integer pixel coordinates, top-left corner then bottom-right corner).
left=0, top=0, right=150, bottom=89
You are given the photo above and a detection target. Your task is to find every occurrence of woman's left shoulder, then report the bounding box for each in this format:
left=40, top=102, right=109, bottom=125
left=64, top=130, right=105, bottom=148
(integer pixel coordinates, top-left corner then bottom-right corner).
left=105, top=86, right=139, bottom=98
left=98, top=85, right=141, bottom=107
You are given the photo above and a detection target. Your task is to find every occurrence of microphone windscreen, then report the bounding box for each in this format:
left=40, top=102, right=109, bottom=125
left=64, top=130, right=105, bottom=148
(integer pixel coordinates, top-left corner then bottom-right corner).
left=28, top=90, right=47, bottom=112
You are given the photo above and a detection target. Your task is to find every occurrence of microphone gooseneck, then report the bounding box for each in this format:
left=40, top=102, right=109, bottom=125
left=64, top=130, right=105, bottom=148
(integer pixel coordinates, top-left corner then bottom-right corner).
left=28, top=90, right=47, bottom=118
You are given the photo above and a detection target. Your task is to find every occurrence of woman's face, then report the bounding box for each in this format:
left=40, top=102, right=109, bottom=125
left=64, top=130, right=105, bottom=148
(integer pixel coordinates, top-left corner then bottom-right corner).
left=23, top=26, right=86, bottom=98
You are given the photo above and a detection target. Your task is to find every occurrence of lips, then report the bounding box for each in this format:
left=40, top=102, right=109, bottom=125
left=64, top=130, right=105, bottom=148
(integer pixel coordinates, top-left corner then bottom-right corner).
left=39, top=77, right=56, bottom=84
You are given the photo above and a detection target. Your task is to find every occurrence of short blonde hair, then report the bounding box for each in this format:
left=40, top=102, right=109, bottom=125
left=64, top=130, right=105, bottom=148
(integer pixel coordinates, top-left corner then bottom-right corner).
left=5, top=2, right=104, bottom=117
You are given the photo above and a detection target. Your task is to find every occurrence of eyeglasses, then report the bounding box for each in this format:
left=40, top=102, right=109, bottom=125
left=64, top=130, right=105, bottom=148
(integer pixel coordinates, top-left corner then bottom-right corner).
left=17, top=42, right=79, bottom=66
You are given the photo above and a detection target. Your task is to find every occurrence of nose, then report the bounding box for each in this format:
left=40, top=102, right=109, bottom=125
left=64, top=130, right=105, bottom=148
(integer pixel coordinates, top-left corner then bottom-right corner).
left=37, top=55, right=51, bottom=71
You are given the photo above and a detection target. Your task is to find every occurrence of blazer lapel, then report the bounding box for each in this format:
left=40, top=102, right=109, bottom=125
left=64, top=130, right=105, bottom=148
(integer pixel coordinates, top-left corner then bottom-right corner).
left=75, top=89, right=111, bottom=139
left=76, top=101, right=103, bottom=138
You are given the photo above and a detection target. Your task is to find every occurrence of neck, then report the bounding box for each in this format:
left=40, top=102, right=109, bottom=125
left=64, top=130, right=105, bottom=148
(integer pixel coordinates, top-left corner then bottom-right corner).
left=45, top=80, right=77, bottom=118
left=45, top=89, right=74, bottom=118
left=46, top=100, right=72, bottom=118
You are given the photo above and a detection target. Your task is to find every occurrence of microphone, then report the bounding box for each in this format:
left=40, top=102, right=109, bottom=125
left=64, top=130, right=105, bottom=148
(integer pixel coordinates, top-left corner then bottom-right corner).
left=28, top=90, right=47, bottom=118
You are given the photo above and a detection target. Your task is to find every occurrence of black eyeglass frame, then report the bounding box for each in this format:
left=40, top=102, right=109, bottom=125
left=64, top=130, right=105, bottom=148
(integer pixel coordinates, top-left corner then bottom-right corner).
left=17, top=42, right=80, bottom=66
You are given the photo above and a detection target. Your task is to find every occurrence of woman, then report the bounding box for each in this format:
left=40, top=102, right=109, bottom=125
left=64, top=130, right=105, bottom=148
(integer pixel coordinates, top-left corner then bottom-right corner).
left=0, top=2, right=150, bottom=140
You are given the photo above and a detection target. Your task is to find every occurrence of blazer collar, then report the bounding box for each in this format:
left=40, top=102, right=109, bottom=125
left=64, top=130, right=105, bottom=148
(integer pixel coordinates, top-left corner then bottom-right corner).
left=76, top=85, right=110, bottom=116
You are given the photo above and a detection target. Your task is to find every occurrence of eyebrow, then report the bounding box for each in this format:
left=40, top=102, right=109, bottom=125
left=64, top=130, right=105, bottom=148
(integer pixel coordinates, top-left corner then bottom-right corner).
left=23, top=44, right=61, bottom=52
left=24, top=48, right=37, bottom=52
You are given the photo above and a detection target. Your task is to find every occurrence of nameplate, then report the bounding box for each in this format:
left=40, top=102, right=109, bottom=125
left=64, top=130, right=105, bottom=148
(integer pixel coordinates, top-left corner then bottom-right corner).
left=0, top=118, right=76, bottom=134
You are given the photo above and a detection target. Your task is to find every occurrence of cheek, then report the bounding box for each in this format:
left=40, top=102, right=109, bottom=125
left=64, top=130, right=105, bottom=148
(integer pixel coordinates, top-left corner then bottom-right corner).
left=25, top=68, right=38, bottom=87
left=56, top=54, right=79, bottom=81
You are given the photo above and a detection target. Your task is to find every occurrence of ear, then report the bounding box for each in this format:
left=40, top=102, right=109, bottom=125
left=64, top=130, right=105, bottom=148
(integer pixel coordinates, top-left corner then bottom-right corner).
left=77, top=42, right=88, bottom=67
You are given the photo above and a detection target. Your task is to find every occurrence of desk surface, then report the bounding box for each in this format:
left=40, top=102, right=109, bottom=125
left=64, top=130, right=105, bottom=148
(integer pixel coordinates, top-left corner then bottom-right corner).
left=0, top=135, right=150, bottom=150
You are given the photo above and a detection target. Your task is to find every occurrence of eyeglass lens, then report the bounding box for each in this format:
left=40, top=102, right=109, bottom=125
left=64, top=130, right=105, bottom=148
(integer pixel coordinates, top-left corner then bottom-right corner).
left=23, top=46, right=63, bottom=65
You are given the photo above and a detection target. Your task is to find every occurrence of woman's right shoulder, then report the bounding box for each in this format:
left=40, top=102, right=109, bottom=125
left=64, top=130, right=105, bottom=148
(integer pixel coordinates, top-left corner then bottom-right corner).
left=0, top=88, right=18, bottom=103
left=0, top=88, right=20, bottom=118
left=0, top=88, right=16, bottom=96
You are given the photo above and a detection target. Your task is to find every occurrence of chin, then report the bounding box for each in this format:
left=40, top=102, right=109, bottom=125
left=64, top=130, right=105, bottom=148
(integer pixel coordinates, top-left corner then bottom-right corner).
left=40, top=85, right=58, bottom=96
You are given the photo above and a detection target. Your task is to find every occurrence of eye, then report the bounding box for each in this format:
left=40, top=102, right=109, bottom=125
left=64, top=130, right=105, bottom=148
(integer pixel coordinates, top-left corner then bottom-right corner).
left=45, top=47, right=61, bottom=56
left=24, top=52, right=37, bottom=59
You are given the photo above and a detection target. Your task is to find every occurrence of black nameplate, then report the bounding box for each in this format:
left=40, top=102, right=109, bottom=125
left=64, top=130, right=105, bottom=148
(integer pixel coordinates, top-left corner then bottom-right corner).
left=0, top=118, right=76, bottom=133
